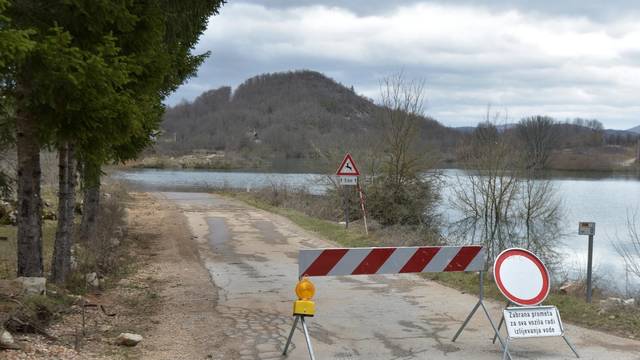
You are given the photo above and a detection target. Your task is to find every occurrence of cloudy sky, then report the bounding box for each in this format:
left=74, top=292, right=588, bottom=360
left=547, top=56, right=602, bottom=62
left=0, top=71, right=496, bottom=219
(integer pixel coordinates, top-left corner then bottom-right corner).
left=166, top=1, right=640, bottom=129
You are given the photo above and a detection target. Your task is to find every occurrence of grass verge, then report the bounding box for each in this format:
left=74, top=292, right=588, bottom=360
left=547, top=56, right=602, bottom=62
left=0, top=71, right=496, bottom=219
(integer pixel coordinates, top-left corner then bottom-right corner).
left=227, top=191, right=640, bottom=340
left=0, top=220, right=57, bottom=279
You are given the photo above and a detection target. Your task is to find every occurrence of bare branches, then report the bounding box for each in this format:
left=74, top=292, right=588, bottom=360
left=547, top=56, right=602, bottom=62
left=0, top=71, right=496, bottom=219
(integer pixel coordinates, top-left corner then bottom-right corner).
left=450, top=108, right=563, bottom=263
left=516, top=116, right=558, bottom=170
left=614, top=211, right=640, bottom=280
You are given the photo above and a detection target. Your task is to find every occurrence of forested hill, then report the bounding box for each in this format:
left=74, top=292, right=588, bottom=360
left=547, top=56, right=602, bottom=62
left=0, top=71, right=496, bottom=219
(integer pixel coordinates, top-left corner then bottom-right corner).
left=159, top=70, right=459, bottom=159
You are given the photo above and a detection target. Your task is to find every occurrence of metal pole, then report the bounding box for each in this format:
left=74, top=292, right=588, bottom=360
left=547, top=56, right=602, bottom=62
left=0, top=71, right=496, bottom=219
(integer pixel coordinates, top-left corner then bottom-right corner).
left=452, top=300, right=481, bottom=342
left=343, top=186, right=349, bottom=229
left=300, top=316, right=317, bottom=360
left=493, top=301, right=511, bottom=344
left=282, top=316, right=299, bottom=355
left=563, top=335, right=580, bottom=358
left=346, top=189, right=350, bottom=229
left=586, top=234, right=593, bottom=303
left=501, top=339, right=511, bottom=360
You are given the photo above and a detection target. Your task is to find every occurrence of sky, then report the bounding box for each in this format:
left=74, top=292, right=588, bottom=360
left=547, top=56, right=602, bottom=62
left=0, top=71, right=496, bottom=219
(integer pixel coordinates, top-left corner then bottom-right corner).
left=166, top=1, right=640, bottom=129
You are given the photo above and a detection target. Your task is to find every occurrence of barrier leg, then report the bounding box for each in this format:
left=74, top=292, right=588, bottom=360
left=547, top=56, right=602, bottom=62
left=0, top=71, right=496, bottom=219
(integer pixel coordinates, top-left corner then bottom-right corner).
left=452, top=300, right=481, bottom=342
left=300, top=316, right=316, bottom=360
left=492, top=301, right=510, bottom=344
left=563, top=335, right=580, bottom=358
left=502, top=338, right=511, bottom=360
left=480, top=302, right=511, bottom=360
left=282, top=315, right=299, bottom=355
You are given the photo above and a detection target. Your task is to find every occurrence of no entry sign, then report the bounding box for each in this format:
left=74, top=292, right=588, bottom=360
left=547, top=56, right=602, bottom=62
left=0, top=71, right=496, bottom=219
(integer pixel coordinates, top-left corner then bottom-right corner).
left=493, top=248, right=550, bottom=306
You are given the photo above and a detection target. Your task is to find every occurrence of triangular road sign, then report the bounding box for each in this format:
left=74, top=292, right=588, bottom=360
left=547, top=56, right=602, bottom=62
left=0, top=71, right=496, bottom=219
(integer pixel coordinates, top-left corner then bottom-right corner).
left=336, top=153, right=360, bottom=176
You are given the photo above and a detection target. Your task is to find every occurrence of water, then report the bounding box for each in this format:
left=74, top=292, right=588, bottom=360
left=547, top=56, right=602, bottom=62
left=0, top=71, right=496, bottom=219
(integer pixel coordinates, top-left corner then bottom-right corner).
left=113, top=168, right=640, bottom=292
left=113, top=168, right=328, bottom=195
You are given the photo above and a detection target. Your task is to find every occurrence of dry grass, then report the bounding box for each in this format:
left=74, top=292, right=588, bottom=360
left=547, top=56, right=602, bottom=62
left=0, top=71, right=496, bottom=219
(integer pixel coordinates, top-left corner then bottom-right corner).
left=549, top=146, right=637, bottom=171
left=0, top=220, right=57, bottom=279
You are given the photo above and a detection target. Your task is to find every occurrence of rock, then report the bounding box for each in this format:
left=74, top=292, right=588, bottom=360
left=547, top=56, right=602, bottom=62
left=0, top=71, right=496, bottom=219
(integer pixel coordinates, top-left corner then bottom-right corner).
left=109, top=237, right=121, bottom=246
left=623, top=298, right=635, bottom=306
left=70, top=255, right=78, bottom=270
left=114, top=226, right=124, bottom=238
left=8, top=211, right=16, bottom=225
left=1, top=328, right=20, bottom=350
left=86, top=272, right=100, bottom=288
left=118, top=279, right=132, bottom=287
left=16, top=277, right=46, bottom=296
left=116, top=333, right=143, bottom=346
left=559, top=281, right=582, bottom=295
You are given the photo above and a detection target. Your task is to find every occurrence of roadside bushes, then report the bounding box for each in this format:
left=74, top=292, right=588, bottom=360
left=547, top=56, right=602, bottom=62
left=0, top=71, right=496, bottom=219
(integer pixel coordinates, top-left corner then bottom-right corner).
left=365, top=176, right=438, bottom=227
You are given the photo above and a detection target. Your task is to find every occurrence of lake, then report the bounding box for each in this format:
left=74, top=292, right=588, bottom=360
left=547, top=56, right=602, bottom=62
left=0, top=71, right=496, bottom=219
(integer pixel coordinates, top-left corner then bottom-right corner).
left=113, top=168, right=640, bottom=292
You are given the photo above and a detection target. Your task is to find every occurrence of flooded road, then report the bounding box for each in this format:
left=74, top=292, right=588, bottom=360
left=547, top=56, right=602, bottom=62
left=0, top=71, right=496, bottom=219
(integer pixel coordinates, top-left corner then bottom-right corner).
left=156, top=191, right=640, bottom=359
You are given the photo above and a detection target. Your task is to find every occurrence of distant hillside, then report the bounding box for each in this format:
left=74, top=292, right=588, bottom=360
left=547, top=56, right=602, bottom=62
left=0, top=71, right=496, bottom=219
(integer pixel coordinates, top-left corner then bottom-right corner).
left=627, top=125, right=640, bottom=134
left=158, top=70, right=460, bottom=159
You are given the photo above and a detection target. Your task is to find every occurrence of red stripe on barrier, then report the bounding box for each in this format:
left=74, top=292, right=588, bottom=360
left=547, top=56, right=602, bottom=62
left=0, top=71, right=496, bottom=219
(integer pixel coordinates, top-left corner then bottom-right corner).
left=444, top=246, right=482, bottom=271
left=399, top=247, right=440, bottom=273
left=302, top=249, right=349, bottom=276
left=352, top=248, right=396, bottom=275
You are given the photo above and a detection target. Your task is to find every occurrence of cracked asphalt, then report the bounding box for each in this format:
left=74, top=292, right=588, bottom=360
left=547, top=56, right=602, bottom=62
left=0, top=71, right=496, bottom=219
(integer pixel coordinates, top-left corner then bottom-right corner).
left=157, top=192, right=640, bottom=360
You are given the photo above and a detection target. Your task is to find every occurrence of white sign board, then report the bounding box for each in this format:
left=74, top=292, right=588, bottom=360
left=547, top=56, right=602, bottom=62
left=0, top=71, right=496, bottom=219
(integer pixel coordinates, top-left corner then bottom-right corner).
left=504, top=306, right=564, bottom=339
left=578, top=222, right=595, bottom=236
left=339, top=176, right=358, bottom=186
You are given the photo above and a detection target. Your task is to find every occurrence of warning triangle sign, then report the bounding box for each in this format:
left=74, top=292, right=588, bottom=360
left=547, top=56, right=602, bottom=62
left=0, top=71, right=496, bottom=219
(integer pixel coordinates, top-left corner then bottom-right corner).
left=336, top=153, right=360, bottom=176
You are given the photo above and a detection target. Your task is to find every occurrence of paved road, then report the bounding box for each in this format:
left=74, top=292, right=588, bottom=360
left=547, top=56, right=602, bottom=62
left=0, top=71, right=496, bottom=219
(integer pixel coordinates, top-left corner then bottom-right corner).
left=158, top=192, right=640, bottom=360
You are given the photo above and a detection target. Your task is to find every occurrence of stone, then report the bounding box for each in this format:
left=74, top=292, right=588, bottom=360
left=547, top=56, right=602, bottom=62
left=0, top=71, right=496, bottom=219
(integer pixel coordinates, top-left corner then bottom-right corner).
left=559, top=281, right=581, bottom=295
left=599, top=297, right=623, bottom=312
left=16, top=277, right=46, bottom=296
left=623, top=298, right=635, bottom=306
left=1, top=328, right=20, bottom=350
left=109, top=237, right=121, bottom=246
left=70, top=255, right=78, bottom=270
left=86, top=272, right=100, bottom=288
left=116, top=333, right=143, bottom=346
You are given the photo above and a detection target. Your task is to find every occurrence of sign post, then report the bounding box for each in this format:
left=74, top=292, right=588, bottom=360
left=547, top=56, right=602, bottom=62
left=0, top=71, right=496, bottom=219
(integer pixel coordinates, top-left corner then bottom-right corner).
left=578, top=222, right=595, bottom=303
left=336, top=153, right=360, bottom=229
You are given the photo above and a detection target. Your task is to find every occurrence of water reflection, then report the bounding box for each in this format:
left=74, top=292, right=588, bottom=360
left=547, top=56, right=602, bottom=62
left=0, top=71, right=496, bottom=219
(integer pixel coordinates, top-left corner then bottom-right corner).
left=113, top=168, right=640, bottom=291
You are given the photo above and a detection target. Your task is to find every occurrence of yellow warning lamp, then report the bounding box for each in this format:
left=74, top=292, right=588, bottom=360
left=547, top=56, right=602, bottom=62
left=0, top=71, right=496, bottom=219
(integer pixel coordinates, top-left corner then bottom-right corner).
left=293, top=277, right=316, bottom=316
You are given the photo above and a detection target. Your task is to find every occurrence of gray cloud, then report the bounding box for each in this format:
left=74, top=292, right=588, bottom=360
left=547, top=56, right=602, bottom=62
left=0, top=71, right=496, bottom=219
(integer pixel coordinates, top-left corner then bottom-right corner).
left=167, top=1, right=640, bottom=129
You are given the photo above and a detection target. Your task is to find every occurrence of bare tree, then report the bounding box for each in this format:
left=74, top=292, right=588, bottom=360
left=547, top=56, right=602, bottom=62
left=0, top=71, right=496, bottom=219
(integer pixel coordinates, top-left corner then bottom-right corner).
left=516, top=116, right=558, bottom=170
left=614, top=212, right=640, bottom=281
left=365, top=73, right=440, bottom=230
left=450, top=108, right=563, bottom=263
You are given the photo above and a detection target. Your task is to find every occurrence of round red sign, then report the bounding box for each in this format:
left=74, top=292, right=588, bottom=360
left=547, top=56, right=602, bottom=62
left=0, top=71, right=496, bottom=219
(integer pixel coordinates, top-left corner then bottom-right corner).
left=493, top=248, right=550, bottom=306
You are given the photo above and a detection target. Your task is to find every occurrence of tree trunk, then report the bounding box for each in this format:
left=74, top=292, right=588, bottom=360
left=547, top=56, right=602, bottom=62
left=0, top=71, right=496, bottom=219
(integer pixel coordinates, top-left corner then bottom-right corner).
left=80, top=162, right=100, bottom=244
left=16, top=107, right=43, bottom=277
left=51, top=143, right=77, bottom=284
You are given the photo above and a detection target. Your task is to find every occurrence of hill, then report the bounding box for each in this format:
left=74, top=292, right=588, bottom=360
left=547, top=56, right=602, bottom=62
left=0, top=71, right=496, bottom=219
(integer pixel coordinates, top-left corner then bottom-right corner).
left=626, top=125, right=640, bottom=134
left=158, top=70, right=460, bottom=160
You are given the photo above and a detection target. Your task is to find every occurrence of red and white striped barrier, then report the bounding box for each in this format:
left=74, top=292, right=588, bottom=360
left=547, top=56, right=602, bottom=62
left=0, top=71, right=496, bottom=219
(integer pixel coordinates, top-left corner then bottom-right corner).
left=299, top=245, right=485, bottom=277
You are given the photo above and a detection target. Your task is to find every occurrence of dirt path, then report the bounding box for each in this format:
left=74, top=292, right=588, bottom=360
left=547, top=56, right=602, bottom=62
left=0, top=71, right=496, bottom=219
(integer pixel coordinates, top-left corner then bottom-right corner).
left=137, top=192, right=640, bottom=360
left=124, top=192, right=238, bottom=360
